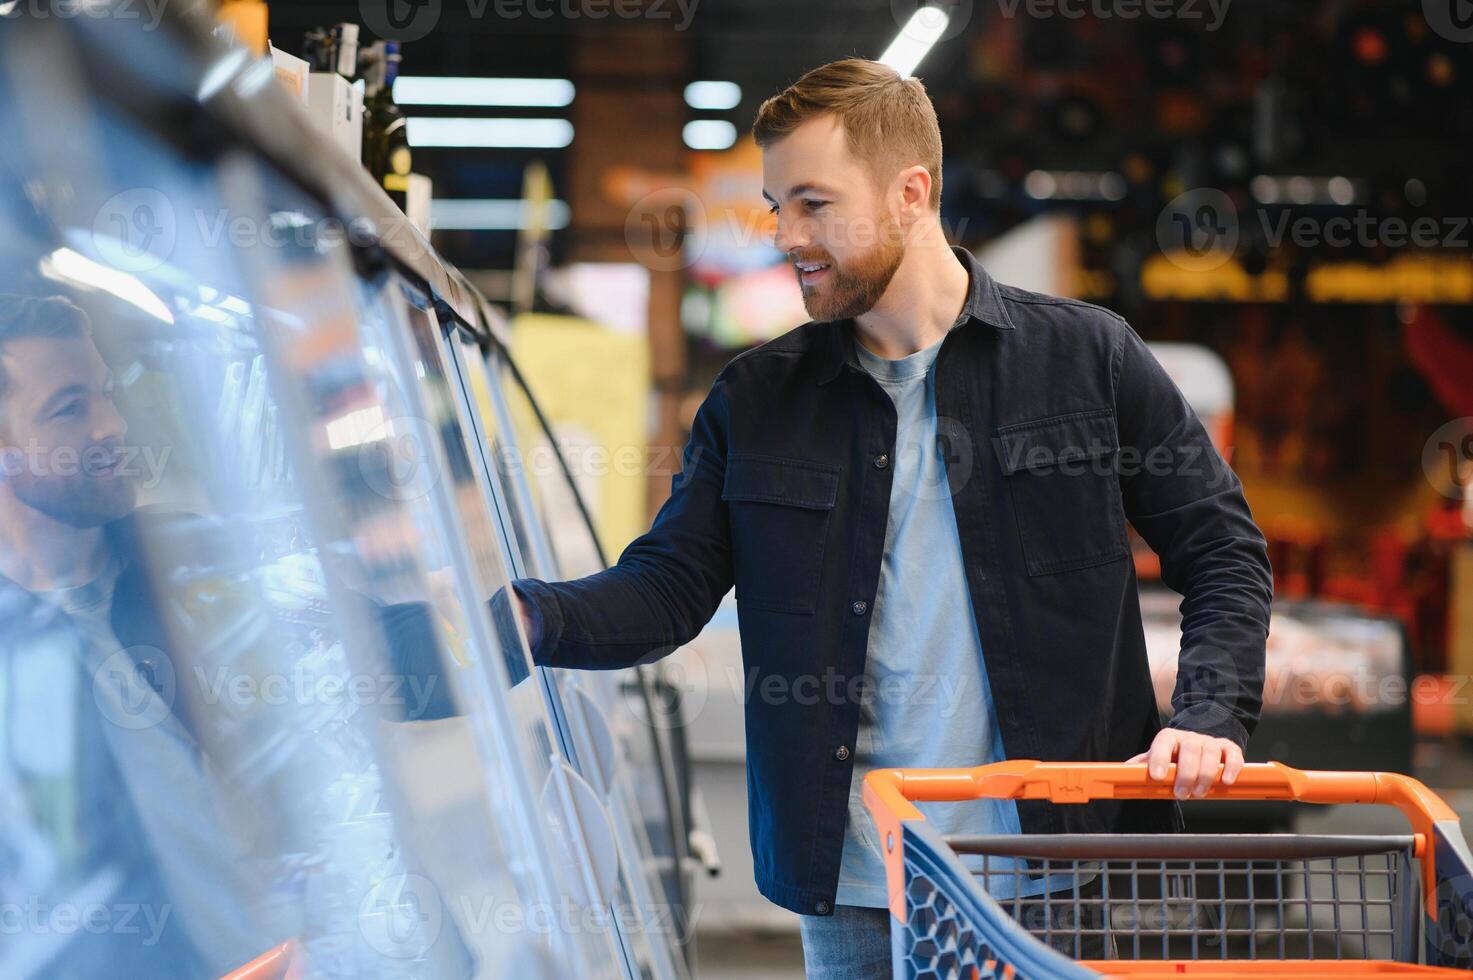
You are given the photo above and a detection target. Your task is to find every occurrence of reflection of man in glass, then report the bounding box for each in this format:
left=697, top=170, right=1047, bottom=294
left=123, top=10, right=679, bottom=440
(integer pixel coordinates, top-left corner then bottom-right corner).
left=0, top=293, right=252, bottom=977
left=0, top=294, right=470, bottom=978
left=0, top=297, right=135, bottom=535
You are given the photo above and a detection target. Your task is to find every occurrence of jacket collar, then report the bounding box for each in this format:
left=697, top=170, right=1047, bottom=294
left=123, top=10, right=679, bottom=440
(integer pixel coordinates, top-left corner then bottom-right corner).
left=817, top=245, right=1014, bottom=386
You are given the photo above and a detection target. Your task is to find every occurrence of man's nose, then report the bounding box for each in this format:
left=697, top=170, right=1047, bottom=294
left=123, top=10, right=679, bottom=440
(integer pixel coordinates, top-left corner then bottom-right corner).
left=92, top=397, right=128, bottom=443
left=774, top=212, right=812, bottom=255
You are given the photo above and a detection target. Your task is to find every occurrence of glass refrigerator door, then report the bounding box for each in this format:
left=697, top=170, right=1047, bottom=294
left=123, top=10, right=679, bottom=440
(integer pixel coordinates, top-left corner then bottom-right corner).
left=0, top=24, right=613, bottom=980
left=495, top=349, right=693, bottom=908
left=450, top=340, right=696, bottom=976
left=400, top=298, right=691, bottom=980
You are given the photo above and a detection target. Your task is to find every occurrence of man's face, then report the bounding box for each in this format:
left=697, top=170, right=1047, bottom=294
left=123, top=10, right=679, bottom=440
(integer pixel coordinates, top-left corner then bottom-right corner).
left=762, top=115, right=906, bottom=322
left=0, top=334, right=134, bottom=528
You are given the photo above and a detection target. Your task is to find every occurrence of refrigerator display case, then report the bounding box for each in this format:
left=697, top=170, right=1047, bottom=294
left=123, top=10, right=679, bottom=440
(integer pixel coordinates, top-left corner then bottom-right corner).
left=0, top=7, right=695, bottom=979
left=464, top=336, right=705, bottom=928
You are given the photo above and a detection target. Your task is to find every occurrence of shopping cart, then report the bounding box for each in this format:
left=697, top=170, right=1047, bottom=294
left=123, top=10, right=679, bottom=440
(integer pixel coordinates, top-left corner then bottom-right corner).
left=863, top=761, right=1473, bottom=978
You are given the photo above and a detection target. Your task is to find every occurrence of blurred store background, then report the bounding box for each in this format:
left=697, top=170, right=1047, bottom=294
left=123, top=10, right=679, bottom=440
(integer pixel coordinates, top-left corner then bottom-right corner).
left=4, top=0, right=1473, bottom=976
left=255, top=0, right=1473, bottom=973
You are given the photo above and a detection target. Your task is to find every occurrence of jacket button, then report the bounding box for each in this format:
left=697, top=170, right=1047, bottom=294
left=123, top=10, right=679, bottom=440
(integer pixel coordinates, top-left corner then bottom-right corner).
left=851, top=599, right=868, bottom=615
left=873, top=453, right=889, bottom=469
left=835, top=745, right=850, bottom=761
left=815, top=900, right=830, bottom=914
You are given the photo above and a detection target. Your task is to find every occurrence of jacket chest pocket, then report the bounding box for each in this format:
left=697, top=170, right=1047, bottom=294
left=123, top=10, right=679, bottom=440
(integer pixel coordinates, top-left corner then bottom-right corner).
left=721, top=454, right=840, bottom=614
left=994, top=409, right=1129, bottom=576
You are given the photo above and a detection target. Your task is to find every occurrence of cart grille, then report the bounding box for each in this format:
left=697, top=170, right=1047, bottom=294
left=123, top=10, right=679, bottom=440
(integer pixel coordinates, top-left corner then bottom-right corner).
left=941, top=833, right=1418, bottom=965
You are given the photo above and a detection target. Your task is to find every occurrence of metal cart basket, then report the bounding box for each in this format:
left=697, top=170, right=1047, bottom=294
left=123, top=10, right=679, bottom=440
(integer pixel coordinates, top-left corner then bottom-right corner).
left=863, top=761, right=1473, bottom=978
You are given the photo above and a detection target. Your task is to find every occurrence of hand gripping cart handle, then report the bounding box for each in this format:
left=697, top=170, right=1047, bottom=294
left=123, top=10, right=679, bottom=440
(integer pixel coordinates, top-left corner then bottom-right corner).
left=863, top=761, right=1473, bottom=978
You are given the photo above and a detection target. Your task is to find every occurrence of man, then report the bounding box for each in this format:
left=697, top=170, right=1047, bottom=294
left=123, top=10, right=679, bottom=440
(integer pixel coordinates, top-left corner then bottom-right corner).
left=0, top=293, right=236, bottom=977
left=511, top=59, right=1271, bottom=976
left=0, top=294, right=468, bottom=977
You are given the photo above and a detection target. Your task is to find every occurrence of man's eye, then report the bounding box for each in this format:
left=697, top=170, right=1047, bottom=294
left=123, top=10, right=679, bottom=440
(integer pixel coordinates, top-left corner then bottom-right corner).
left=767, top=203, right=779, bottom=215
left=804, top=200, right=826, bottom=211
left=52, top=402, right=81, bottom=420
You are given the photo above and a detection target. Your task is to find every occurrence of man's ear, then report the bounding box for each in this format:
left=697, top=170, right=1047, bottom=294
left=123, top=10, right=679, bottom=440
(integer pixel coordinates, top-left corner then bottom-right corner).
left=895, top=164, right=933, bottom=217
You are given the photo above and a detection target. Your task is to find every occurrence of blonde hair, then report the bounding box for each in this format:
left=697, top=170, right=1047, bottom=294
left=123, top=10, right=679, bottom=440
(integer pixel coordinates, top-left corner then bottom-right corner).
left=753, top=58, right=943, bottom=211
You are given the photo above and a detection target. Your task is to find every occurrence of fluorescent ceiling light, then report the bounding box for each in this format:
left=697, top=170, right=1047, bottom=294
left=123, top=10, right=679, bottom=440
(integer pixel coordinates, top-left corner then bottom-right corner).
left=430, top=198, right=571, bottom=231
left=684, top=81, right=741, bottom=111
left=41, top=248, right=174, bottom=324
left=1249, top=174, right=1360, bottom=206
left=683, top=120, right=737, bottom=151
left=394, top=77, right=575, bottom=107
left=879, top=5, right=951, bottom=77
left=407, top=117, right=574, bottom=148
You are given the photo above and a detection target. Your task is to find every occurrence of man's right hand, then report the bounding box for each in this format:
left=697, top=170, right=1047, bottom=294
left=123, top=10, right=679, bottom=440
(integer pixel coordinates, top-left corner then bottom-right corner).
left=510, top=587, right=541, bottom=650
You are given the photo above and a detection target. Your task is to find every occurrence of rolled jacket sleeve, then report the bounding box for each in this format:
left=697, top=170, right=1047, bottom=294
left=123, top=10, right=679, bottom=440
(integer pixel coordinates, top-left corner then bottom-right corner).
left=1113, top=323, right=1274, bottom=749
left=511, top=378, right=735, bottom=671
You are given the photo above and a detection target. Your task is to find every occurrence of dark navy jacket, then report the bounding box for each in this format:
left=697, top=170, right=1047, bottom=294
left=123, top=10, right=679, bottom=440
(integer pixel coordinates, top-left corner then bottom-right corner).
left=513, top=247, right=1273, bottom=917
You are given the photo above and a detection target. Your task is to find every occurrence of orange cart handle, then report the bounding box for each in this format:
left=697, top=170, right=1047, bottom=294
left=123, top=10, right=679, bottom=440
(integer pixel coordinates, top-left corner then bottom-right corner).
left=872, top=760, right=1454, bottom=818
left=218, top=939, right=300, bottom=980
left=862, top=761, right=1460, bottom=922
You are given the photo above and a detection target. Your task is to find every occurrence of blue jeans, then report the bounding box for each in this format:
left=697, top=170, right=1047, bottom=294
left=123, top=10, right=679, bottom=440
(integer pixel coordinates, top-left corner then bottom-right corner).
left=797, top=904, right=893, bottom=980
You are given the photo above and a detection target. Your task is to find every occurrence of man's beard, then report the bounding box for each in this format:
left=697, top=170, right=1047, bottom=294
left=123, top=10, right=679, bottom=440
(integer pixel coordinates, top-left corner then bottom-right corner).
left=794, top=225, right=906, bottom=322
left=9, top=467, right=136, bottom=529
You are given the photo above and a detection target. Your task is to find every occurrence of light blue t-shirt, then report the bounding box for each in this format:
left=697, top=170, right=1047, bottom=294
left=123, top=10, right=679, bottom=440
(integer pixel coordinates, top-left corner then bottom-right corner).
left=836, top=330, right=1042, bottom=908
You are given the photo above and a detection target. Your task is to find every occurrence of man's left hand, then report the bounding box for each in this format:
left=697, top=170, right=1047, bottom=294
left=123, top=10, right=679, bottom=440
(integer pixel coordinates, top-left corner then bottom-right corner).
left=1126, top=728, right=1244, bottom=799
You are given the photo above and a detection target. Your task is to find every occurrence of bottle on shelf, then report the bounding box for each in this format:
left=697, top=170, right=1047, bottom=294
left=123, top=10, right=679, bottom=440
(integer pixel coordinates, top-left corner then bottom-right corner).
left=359, top=40, right=412, bottom=193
